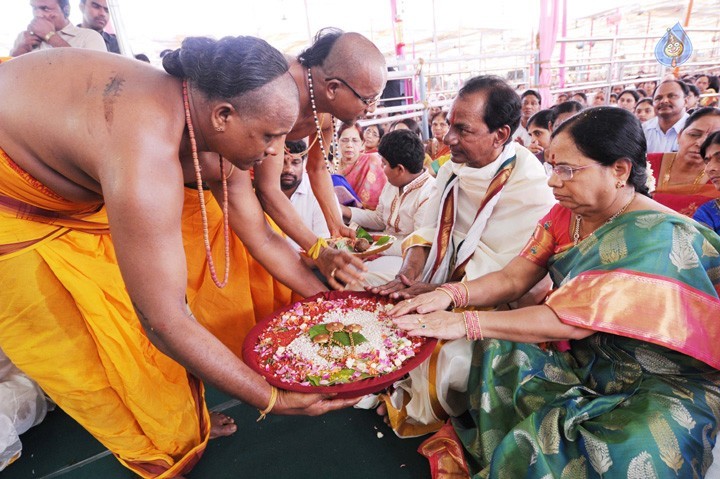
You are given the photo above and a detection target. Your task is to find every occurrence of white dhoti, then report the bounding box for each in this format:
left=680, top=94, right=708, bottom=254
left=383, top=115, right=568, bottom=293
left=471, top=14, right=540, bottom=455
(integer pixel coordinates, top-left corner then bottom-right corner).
left=380, top=144, right=556, bottom=437
left=359, top=255, right=405, bottom=287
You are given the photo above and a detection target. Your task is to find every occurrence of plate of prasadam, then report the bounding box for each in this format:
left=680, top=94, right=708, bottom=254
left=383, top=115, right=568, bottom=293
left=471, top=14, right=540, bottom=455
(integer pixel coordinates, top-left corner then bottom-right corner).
left=326, top=233, right=396, bottom=258
left=243, top=291, right=437, bottom=398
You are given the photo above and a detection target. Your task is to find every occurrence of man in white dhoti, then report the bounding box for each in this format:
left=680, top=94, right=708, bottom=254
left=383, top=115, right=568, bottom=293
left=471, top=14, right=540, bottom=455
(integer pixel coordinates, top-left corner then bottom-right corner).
left=368, top=75, right=556, bottom=437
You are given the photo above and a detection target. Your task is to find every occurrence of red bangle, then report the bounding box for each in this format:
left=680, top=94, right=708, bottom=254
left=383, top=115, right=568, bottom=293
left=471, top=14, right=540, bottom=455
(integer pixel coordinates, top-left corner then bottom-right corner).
left=462, top=311, right=483, bottom=341
left=438, top=282, right=469, bottom=308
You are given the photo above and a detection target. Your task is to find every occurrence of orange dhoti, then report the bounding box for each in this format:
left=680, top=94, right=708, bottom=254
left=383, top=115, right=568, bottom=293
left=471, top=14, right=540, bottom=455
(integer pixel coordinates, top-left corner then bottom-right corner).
left=182, top=188, right=295, bottom=357
left=0, top=148, right=209, bottom=478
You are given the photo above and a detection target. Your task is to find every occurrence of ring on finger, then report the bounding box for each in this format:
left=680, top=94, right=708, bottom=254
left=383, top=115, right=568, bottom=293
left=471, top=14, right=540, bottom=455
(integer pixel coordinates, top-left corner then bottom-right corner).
left=329, top=268, right=337, bottom=279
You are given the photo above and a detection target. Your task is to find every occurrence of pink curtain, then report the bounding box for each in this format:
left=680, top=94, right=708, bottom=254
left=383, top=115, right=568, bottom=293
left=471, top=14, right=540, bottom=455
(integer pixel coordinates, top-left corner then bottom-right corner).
left=538, top=0, right=563, bottom=107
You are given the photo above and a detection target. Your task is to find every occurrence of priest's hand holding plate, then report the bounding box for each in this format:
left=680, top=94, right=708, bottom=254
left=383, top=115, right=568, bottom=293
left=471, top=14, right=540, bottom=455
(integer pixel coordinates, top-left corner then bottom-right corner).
left=273, top=390, right=362, bottom=416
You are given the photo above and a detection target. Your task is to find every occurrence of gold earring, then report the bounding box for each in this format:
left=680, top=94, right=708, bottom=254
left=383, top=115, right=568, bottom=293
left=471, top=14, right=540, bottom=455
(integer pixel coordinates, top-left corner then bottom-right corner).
left=616, top=181, right=624, bottom=189
left=215, top=127, right=224, bottom=132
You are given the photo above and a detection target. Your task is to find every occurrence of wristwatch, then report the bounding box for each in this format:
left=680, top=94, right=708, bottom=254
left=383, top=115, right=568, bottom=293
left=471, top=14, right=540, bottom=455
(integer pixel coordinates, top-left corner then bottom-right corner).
left=44, top=31, right=56, bottom=42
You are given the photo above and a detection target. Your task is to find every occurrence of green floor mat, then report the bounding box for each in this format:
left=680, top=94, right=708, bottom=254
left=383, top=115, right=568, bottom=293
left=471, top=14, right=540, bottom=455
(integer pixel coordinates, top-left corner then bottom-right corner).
left=4, top=388, right=431, bottom=478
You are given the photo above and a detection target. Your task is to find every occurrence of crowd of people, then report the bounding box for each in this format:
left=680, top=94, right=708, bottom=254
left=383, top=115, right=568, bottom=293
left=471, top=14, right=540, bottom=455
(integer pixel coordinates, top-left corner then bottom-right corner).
left=1, top=1, right=720, bottom=478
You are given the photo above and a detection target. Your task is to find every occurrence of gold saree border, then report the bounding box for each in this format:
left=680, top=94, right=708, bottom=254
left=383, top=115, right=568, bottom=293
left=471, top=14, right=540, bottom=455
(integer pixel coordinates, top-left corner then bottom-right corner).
left=401, top=233, right=432, bottom=255
left=546, top=269, right=720, bottom=369
left=418, top=421, right=471, bottom=479
left=383, top=340, right=448, bottom=438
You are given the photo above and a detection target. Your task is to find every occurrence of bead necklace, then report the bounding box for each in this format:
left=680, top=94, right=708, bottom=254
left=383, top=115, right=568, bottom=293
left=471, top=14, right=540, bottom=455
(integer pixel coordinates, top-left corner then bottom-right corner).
left=662, top=154, right=706, bottom=188
left=307, top=68, right=338, bottom=172
left=182, top=79, right=230, bottom=288
left=573, top=191, right=636, bottom=246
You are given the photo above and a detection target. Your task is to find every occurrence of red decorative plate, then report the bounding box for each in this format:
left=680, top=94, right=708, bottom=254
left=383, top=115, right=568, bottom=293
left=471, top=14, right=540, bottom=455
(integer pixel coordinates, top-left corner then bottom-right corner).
left=242, top=291, right=437, bottom=398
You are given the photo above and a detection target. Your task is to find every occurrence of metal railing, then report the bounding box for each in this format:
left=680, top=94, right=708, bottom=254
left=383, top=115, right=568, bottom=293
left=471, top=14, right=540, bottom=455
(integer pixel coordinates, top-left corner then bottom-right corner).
left=361, top=28, right=720, bottom=139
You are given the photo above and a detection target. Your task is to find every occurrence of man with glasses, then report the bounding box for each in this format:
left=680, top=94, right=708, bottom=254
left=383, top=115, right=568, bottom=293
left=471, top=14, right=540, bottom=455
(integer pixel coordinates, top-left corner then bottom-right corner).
left=252, top=27, right=387, bottom=288
left=326, top=77, right=382, bottom=107
left=643, top=80, right=689, bottom=153
left=183, top=29, right=387, bottom=361
left=367, top=76, right=554, bottom=436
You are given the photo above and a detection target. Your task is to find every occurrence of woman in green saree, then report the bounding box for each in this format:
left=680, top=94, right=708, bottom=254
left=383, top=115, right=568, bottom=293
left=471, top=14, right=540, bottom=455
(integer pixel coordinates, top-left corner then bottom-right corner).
left=391, top=107, right=720, bottom=478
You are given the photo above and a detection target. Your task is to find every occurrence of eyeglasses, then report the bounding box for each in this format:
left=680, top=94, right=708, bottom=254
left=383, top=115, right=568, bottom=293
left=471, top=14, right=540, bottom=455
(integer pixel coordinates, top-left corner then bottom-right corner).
left=326, top=77, right=381, bottom=107
left=544, top=162, right=597, bottom=181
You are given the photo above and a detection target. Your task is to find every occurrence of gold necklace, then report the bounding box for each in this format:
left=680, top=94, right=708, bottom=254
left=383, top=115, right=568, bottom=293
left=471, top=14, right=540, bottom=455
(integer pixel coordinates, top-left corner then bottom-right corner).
left=283, top=115, right=323, bottom=157
left=663, top=154, right=706, bottom=187
left=573, top=191, right=636, bottom=246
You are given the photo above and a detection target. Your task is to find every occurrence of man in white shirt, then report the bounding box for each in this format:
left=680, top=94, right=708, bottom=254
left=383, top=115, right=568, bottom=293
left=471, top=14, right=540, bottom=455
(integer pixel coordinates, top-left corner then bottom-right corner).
left=11, top=0, right=107, bottom=56
left=342, top=129, right=436, bottom=286
left=511, top=89, right=540, bottom=147
left=643, top=80, right=689, bottom=153
left=281, top=140, right=331, bottom=250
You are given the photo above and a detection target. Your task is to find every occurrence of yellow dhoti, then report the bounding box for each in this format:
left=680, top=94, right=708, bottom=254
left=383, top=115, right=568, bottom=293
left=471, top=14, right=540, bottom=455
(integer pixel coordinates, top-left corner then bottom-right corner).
left=0, top=149, right=209, bottom=478
left=182, top=188, right=295, bottom=357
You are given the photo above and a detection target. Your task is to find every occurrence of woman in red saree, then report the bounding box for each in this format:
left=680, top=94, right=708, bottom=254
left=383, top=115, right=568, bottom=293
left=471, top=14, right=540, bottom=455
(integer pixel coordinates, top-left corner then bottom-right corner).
left=338, top=123, right=387, bottom=210
left=648, top=107, right=720, bottom=216
left=427, top=111, right=451, bottom=157
left=694, top=131, right=720, bottom=234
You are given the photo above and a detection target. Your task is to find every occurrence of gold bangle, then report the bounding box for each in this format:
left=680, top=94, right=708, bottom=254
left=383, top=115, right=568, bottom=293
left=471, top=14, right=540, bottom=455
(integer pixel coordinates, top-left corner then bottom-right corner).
left=44, top=31, right=56, bottom=43
left=436, top=287, right=456, bottom=308
left=461, top=312, right=470, bottom=340
left=459, top=281, right=471, bottom=305
left=257, top=386, right=278, bottom=422
left=306, top=237, right=328, bottom=260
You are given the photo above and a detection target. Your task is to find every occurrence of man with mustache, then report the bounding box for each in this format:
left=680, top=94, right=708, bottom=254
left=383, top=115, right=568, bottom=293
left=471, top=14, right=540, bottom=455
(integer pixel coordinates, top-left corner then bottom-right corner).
left=281, top=140, right=332, bottom=251
left=10, top=0, right=106, bottom=56
left=78, top=0, right=120, bottom=54
left=643, top=79, right=689, bottom=153
left=368, top=76, right=555, bottom=436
